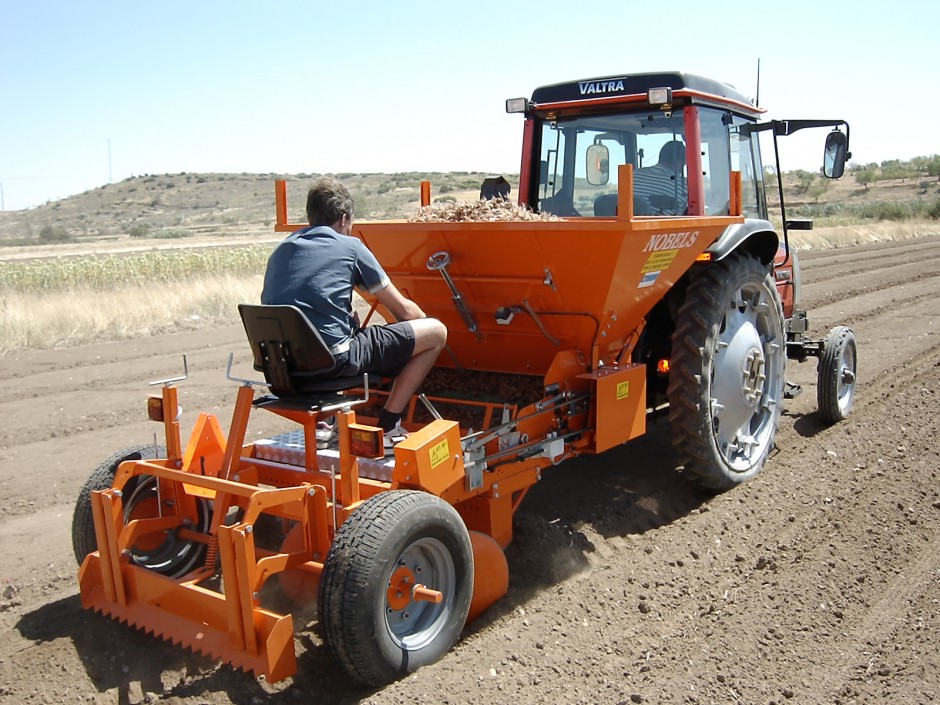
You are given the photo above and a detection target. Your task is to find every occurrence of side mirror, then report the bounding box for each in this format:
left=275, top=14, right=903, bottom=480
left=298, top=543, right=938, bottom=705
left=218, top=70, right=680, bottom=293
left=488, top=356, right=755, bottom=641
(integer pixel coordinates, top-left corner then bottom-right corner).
left=823, top=130, right=848, bottom=179
left=586, top=143, right=610, bottom=186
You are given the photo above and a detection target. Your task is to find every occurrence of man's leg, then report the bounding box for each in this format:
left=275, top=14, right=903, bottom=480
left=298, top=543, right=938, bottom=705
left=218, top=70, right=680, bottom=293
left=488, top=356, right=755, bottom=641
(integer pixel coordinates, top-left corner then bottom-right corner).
left=382, top=318, right=446, bottom=422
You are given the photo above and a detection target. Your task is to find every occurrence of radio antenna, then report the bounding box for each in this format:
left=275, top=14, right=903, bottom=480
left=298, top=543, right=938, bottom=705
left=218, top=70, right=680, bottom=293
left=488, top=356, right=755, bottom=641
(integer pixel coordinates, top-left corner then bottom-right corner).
left=755, top=58, right=761, bottom=108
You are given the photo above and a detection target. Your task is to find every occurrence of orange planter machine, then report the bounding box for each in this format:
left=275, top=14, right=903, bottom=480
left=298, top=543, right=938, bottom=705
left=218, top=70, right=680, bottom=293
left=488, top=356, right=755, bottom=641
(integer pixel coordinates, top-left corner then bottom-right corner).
left=74, top=72, right=857, bottom=686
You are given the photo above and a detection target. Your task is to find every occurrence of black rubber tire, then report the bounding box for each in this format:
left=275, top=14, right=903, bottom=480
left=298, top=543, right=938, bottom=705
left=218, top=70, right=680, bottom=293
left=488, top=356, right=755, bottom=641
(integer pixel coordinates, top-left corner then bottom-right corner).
left=668, top=253, right=786, bottom=490
left=70, top=443, right=210, bottom=578
left=817, top=326, right=857, bottom=424
left=318, top=490, right=473, bottom=686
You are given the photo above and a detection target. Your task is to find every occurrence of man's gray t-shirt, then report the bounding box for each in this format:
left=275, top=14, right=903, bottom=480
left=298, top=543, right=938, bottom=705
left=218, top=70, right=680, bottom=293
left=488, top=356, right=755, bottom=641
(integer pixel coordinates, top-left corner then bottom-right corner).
left=633, top=164, right=687, bottom=215
left=261, top=226, right=390, bottom=350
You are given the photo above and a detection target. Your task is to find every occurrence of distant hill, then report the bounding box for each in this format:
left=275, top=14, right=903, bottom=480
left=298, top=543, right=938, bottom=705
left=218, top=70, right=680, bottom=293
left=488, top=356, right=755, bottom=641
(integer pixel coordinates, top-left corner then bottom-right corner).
left=0, top=167, right=936, bottom=253
left=0, top=171, right=510, bottom=247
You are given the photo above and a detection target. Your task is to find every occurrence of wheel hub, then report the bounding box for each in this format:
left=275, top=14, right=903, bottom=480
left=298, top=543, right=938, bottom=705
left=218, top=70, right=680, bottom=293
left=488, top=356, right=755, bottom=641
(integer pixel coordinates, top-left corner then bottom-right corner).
left=742, top=347, right=766, bottom=403
left=384, top=538, right=455, bottom=651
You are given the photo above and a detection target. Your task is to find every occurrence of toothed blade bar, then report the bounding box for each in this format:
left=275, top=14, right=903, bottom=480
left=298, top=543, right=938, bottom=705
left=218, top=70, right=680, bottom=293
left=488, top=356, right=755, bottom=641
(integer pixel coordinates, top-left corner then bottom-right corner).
left=78, top=553, right=297, bottom=682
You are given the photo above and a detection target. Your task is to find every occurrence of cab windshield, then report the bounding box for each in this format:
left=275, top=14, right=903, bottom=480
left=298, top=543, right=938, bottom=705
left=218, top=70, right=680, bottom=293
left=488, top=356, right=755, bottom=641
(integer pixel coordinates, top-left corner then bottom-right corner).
left=535, top=106, right=764, bottom=218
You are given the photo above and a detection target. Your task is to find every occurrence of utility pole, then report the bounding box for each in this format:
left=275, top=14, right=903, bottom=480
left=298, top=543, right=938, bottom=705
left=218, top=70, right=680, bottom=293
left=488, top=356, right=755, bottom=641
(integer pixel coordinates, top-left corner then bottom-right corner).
left=1, top=182, right=4, bottom=211
left=108, top=139, right=113, bottom=184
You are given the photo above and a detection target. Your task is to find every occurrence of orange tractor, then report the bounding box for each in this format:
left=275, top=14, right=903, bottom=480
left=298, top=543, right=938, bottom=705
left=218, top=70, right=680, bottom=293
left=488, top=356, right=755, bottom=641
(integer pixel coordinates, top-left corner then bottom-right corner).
left=72, top=72, right=857, bottom=685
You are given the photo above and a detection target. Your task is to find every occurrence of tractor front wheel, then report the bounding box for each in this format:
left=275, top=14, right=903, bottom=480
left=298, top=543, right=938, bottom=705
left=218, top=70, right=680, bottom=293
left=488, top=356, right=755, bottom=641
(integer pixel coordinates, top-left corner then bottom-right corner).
left=668, top=253, right=786, bottom=490
left=817, top=326, right=857, bottom=423
left=318, top=490, right=473, bottom=686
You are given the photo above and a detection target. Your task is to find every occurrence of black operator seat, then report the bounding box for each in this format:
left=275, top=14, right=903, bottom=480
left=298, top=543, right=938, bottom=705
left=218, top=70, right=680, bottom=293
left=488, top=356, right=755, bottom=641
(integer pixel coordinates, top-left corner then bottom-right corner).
left=238, top=303, right=371, bottom=401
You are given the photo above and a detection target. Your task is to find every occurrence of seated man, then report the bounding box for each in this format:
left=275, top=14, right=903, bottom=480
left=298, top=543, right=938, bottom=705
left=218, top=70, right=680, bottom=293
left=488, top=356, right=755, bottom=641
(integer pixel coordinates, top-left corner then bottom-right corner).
left=261, top=176, right=446, bottom=444
left=633, top=140, right=688, bottom=215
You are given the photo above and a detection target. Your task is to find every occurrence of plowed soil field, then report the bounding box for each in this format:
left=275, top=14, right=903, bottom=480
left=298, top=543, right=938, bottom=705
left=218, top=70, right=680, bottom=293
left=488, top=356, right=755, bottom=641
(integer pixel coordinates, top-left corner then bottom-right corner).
left=2, top=236, right=938, bottom=705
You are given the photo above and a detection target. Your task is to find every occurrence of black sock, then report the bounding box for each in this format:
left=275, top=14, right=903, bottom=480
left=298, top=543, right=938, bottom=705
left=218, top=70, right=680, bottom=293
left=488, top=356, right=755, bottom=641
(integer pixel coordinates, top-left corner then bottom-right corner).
left=378, top=409, right=402, bottom=432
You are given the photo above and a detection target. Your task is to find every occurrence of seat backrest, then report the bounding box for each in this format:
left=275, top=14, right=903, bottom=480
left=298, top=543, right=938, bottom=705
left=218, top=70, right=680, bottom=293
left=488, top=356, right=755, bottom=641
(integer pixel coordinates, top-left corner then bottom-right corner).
left=593, top=193, right=618, bottom=217
left=238, top=304, right=337, bottom=397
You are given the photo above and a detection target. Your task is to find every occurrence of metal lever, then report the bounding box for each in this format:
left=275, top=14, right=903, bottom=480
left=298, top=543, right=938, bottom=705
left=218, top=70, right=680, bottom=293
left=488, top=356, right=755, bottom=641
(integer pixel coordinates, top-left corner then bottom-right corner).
left=419, top=393, right=443, bottom=420
left=149, top=355, right=189, bottom=387
left=427, top=251, right=483, bottom=340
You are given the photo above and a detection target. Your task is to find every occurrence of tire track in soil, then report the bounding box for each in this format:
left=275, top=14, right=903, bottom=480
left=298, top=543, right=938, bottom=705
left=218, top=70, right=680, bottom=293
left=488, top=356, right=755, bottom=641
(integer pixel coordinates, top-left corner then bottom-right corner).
left=798, top=237, right=940, bottom=279
left=371, top=243, right=940, bottom=705
left=0, top=325, right=251, bottom=448
left=776, top=348, right=940, bottom=704
left=803, top=266, right=940, bottom=313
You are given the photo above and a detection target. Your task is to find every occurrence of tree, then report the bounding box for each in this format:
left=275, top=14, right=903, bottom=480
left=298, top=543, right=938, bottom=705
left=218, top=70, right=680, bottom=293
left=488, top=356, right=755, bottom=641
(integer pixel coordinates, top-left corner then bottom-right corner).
left=807, top=179, right=830, bottom=203
left=855, top=169, right=877, bottom=191
left=792, top=169, right=816, bottom=195
left=926, top=155, right=940, bottom=182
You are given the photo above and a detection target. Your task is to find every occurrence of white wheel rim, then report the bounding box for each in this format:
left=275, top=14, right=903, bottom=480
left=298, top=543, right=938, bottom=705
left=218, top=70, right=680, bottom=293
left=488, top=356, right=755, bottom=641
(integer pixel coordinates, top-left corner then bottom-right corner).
left=836, top=341, right=857, bottom=413
left=709, top=283, right=783, bottom=472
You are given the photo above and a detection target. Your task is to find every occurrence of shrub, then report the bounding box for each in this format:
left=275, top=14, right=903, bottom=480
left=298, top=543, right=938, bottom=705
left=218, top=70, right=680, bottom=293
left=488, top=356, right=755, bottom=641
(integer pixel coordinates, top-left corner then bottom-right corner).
left=128, top=223, right=151, bottom=238
left=926, top=198, right=940, bottom=220
left=38, top=224, right=73, bottom=243
left=151, top=228, right=190, bottom=239
left=860, top=201, right=912, bottom=221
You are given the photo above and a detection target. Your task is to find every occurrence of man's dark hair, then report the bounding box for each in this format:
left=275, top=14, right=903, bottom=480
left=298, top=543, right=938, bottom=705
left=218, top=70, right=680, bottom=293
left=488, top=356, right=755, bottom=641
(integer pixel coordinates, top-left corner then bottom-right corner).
left=659, top=141, right=686, bottom=169
left=306, top=177, right=355, bottom=226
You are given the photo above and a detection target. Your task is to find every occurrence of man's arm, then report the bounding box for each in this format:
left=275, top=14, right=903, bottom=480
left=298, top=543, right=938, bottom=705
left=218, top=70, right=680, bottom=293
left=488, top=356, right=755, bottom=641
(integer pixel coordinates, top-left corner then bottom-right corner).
left=374, top=282, right=427, bottom=322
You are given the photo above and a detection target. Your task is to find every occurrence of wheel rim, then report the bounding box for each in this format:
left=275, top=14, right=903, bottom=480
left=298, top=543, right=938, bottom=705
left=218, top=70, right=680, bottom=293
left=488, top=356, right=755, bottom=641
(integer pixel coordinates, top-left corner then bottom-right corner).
left=384, top=537, right=456, bottom=651
left=836, top=340, right=857, bottom=413
left=124, top=476, right=209, bottom=577
left=709, top=282, right=783, bottom=472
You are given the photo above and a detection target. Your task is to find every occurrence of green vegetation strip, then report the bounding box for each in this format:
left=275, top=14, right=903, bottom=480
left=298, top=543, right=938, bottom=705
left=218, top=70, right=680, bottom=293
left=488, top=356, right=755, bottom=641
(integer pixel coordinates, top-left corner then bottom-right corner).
left=0, top=245, right=271, bottom=294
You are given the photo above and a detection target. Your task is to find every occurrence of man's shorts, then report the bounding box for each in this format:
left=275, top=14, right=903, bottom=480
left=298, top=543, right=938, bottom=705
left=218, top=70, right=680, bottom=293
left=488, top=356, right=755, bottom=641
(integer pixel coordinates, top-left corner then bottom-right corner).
left=334, top=322, right=415, bottom=378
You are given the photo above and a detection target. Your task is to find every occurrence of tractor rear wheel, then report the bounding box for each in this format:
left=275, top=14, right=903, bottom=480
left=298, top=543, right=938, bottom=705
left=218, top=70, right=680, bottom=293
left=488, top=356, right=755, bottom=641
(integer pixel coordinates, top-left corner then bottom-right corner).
left=817, top=326, right=857, bottom=423
left=668, top=253, right=786, bottom=490
left=71, top=444, right=210, bottom=578
left=318, top=490, right=473, bottom=686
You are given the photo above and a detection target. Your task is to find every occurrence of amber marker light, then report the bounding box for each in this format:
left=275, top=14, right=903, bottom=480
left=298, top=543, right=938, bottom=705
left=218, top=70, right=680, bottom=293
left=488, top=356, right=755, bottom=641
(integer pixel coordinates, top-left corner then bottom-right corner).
left=147, top=395, right=165, bottom=422
left=696, top=252, right=713, bottom=262
left=350, top=424, right=384, bottom=458
left=657, top=359, right=671, bottom=375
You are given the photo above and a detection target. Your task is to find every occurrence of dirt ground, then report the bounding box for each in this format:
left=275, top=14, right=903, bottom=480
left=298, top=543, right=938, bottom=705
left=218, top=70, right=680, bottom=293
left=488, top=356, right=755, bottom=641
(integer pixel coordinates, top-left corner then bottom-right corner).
left=1, top=236, right=939, bottom=705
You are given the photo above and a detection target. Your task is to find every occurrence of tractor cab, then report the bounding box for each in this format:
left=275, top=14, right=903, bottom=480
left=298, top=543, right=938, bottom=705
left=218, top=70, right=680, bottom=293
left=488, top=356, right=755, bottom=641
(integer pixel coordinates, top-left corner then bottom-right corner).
left=506, top=71, right=849, bottom=240
left=507, top=72, right=769, bottom=220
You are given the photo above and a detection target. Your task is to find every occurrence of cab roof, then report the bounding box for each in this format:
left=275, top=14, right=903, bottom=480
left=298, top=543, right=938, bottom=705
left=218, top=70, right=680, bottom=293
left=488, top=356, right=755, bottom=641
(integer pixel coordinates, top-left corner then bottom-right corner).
left=529, top=71, right=762, bottom=118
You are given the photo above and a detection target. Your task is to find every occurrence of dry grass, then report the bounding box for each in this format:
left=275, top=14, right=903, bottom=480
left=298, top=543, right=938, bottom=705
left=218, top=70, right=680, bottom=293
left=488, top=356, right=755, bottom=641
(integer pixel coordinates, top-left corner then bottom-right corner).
left=791, top=219, right=939, bottom=250
left=0, top=275, right=261, bottom=353
left=3, top=221, right=933, bottom=354
left=2, top=171, right=936, bottom=355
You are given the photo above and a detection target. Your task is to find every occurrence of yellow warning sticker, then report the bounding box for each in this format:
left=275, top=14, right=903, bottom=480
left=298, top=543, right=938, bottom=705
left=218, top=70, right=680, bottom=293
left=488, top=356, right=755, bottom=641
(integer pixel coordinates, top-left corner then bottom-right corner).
left=429, top=439, right=449, bottom=469
left=616, top=381, right=630, bottom=400
left=641, top=249, right=679, bottom=273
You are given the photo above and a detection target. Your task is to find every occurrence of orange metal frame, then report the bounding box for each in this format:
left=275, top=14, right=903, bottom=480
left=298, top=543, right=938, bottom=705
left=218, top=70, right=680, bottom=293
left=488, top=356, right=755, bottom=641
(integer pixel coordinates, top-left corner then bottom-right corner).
left=81, top=167, right=747, bottom=682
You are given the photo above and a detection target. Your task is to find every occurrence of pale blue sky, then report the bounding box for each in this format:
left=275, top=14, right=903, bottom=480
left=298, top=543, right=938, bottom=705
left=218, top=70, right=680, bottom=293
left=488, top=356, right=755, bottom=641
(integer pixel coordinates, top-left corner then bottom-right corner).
left=1, top=0, right=936, bottom=211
